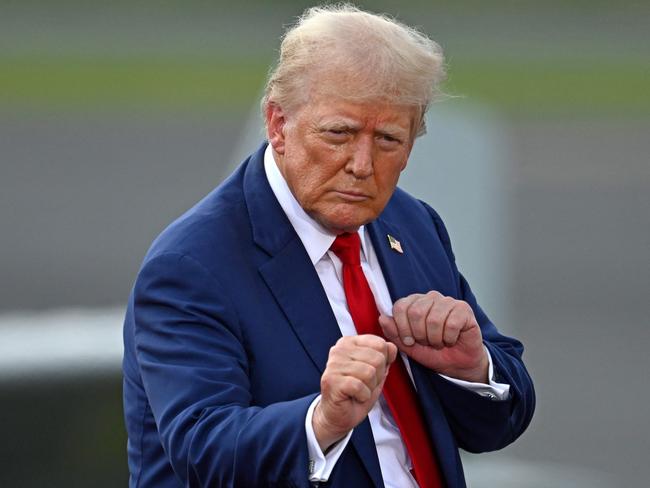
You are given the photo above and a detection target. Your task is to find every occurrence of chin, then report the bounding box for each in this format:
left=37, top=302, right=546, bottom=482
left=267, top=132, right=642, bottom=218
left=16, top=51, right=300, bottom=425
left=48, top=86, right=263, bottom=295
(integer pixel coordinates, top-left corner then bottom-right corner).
left=309, top=202, right=379, bottom=234
left=320, top=214, right=373, bottom=235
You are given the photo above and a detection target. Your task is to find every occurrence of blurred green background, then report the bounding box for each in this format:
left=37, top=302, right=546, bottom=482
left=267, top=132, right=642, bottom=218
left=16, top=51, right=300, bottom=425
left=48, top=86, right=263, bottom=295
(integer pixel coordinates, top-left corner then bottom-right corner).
left=1, top=0, right=648, bottom=486
left=2, top=1, right=649, bottom=116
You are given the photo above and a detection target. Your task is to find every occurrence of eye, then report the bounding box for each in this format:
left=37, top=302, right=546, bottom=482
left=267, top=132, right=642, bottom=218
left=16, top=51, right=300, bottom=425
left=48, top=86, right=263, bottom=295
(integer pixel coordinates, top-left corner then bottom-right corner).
left=322, top=128, right=350, bottom=143
left=377, top=133, right=402, bottom=146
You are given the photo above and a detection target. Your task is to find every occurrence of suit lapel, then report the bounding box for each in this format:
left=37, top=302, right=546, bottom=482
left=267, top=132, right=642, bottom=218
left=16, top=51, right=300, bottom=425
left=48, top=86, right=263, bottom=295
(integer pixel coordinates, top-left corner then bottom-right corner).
left=243, top=143, right=341, bottom=374
left=367, top=214, right=454, bottom=302
left=258, top=238, right=342, bottom=373
left=367, top=217, right=421, bottom=300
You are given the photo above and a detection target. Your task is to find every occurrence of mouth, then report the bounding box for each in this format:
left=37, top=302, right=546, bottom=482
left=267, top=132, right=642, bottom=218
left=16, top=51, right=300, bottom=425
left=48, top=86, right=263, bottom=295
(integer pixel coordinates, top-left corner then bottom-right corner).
left=333, top=190, right=371, bottom=202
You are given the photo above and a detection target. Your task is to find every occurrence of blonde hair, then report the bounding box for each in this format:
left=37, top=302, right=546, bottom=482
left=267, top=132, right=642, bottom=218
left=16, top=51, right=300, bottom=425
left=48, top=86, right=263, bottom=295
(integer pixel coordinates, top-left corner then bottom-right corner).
left=262, top=4, right=446, bottom=135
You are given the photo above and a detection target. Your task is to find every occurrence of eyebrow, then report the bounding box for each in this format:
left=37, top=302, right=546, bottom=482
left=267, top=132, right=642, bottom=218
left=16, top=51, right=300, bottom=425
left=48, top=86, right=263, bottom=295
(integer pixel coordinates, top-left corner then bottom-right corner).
left=318, top=118, right=362, bottom=131
left=376, top=125, right=409, bottom=138
left=318, top=119, right=409, bottom=137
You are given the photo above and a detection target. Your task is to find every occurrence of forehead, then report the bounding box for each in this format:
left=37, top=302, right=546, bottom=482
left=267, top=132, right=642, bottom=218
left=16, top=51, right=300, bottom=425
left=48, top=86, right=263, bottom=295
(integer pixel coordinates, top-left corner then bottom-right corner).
left=297, top=90, right=418, bottom=133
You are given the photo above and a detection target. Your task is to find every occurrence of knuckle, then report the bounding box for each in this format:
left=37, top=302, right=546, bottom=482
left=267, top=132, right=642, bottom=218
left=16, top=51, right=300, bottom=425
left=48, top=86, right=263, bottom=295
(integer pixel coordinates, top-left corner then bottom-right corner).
left=441, top=296, right=456, bottom=306
left=393, top=300, right=408, bottom=315
left=349, top=378, right=365, bottom=395
left=358, top=334, right=383, bottom=350
left=337, top=336, right=352, bottom=346
left=446, top=316, right=463, bottom=330
left=320, top=373, right=333, bottom=391
left=328, top=345, right=343, bottom=360
left=355, top=383, right=370, bottom=401
left=426, top=311, right=444, bottom=326
left=359, top=363, right=376, bottom=383
left=368, top=351, right=385, bottom=369
left=409, top=304, right=427, bottom=321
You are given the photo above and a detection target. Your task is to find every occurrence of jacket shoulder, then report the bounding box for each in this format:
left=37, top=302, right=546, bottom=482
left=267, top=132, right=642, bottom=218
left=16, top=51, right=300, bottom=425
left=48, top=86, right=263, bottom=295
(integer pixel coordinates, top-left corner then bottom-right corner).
left=142, top=158, right=253, bottom=272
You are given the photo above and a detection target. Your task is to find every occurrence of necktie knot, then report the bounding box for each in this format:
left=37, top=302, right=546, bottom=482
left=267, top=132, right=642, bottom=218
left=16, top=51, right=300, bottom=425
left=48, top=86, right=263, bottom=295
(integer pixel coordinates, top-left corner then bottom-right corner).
left=330, top=232, right=362, bottom=266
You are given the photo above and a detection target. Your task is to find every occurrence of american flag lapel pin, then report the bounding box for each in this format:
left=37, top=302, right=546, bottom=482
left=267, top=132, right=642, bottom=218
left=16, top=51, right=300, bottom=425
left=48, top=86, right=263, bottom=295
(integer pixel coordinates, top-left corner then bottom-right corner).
left=387, top=234, right=403, bottom=254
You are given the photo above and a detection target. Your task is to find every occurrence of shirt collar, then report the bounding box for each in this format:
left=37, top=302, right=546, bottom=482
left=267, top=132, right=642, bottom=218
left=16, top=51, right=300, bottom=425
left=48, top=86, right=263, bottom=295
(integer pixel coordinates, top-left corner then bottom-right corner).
left=263, top=144, right=370, bottom=265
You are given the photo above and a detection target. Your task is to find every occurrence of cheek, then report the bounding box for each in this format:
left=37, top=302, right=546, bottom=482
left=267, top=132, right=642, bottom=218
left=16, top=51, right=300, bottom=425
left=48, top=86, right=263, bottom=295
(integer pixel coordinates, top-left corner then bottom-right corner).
left=285, top=163, right=326, bottom=208
left=377, top=165, right=404, bottom=191
left=301, top=171, right=332, bottom=204
left=298, top=159, right=342, bottom=195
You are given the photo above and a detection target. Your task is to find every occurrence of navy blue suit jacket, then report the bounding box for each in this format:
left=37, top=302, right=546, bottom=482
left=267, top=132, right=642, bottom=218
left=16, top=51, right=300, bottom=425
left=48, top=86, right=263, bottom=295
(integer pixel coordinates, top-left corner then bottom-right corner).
left=123, top=143, right=535, bottom=487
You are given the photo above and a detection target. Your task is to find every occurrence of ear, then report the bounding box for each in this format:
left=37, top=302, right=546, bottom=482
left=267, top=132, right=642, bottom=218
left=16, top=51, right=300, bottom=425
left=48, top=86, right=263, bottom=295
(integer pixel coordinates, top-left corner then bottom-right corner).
left=265, top=102, right=288, bottom=155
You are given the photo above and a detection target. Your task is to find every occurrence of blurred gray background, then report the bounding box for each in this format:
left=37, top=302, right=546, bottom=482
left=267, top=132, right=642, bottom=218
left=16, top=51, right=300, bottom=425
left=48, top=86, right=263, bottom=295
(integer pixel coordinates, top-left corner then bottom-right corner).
left=1, top=1, right=648, bottom=486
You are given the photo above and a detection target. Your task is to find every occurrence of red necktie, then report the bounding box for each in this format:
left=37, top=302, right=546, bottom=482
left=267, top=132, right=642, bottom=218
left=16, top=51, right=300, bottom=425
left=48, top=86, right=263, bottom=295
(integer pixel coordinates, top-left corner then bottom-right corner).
left=330, top=232, right=444, bottom=488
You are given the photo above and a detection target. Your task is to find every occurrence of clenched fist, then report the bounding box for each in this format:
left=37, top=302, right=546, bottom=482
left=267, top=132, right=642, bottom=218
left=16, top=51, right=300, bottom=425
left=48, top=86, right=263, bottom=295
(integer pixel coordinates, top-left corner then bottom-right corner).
left=378, top=291, right=488, bottom=384
left=312, top=335, right=398, bottom=451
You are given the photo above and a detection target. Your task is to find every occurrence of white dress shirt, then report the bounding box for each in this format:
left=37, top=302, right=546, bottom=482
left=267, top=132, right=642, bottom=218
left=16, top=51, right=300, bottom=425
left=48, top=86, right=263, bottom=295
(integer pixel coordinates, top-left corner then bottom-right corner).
left=263, top=145, right=509, bottom=486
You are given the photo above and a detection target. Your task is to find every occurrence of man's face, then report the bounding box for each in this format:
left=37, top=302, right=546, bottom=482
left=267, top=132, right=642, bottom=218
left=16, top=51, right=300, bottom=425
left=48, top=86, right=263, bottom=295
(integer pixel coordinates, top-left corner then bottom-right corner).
left=267, top=91, right=418, bottom=234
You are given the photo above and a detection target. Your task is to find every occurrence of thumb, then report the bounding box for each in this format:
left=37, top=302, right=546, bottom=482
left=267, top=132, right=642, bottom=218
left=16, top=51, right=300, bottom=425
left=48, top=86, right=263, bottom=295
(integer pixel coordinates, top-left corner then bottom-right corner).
left=378, top=315, right=411, bottom=351
left=385, top=341, right=398, bottom=364
left=378, top=314, right=398, bottom=338
left=379, top=315, right=442, bottom=369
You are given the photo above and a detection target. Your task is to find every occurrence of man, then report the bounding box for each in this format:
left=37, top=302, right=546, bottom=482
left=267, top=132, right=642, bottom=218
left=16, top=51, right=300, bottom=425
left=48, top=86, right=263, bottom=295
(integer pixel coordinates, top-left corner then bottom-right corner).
left=123, top=5, right=535, bottom=487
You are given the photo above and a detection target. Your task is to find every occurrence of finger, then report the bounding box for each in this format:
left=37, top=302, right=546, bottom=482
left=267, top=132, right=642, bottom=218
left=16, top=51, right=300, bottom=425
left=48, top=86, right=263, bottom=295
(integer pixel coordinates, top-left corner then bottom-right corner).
left=351, top=333, right=388, bottom=349
left=379, top=315, right=421, bottom=358
left=337, top=338, right=393, bottom=379
left=378, top=314, right=400, bottom=343
left=442, top=305, right=468, bottom=346
left=325, top=354, right=382, bottom=393
left=406, top=294, right=435, bottom=345
left=385, top=341, right=398, bottom=364
left=460, top=302, right=479, bottom=332
left=339, top=375, right=373, bottom=403
left=332, top=334, right=396, bottom=377
left=391, top=294, right=423, bottom=346
left=348, top=345, right=391, bottom=381
left=425, top=295, right=455, bottom=348
left=348, top=359, right=384, bottom=390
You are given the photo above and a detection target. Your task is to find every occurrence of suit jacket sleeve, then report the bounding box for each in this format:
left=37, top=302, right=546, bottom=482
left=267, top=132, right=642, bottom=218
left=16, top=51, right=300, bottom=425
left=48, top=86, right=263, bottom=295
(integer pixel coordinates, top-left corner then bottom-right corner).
left=421, top=201, right=536, bottom=454
left=132, top=251, right=314, bottom=487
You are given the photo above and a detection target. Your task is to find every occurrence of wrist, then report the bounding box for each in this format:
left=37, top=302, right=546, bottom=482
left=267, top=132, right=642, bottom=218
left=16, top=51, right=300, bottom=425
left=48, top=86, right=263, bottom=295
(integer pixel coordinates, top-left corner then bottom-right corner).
left=444, top=351, right=490, bottom=383
left=312, top=402, right=346, bottom=453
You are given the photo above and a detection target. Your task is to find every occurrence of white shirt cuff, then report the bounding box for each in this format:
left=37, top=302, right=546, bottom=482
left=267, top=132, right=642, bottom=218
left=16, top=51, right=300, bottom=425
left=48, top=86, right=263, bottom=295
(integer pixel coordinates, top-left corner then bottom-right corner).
left=305, top=395, right=354, bottom=482
left=439, top=346, right=510, bottom=400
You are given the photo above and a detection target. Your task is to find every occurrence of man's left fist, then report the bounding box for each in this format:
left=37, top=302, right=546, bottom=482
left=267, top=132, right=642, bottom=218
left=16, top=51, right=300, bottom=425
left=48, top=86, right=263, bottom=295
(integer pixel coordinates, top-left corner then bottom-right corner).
left=378, top=290, right=489, bottom=383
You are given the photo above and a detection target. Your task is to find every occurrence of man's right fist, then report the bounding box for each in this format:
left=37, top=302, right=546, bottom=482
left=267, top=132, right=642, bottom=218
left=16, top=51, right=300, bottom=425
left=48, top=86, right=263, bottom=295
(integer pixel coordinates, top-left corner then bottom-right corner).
left=312, top=334, right=398, bottom=451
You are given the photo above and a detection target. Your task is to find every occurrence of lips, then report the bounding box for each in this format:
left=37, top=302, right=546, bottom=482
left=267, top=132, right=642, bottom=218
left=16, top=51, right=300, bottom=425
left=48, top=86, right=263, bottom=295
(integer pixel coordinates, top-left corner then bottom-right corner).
left=334, top=190, right=371, bottom=202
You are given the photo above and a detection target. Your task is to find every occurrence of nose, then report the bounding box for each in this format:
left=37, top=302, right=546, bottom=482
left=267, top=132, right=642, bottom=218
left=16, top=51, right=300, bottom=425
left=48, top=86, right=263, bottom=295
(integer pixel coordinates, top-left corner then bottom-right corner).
left=345, top=136, right=374, bottom=179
